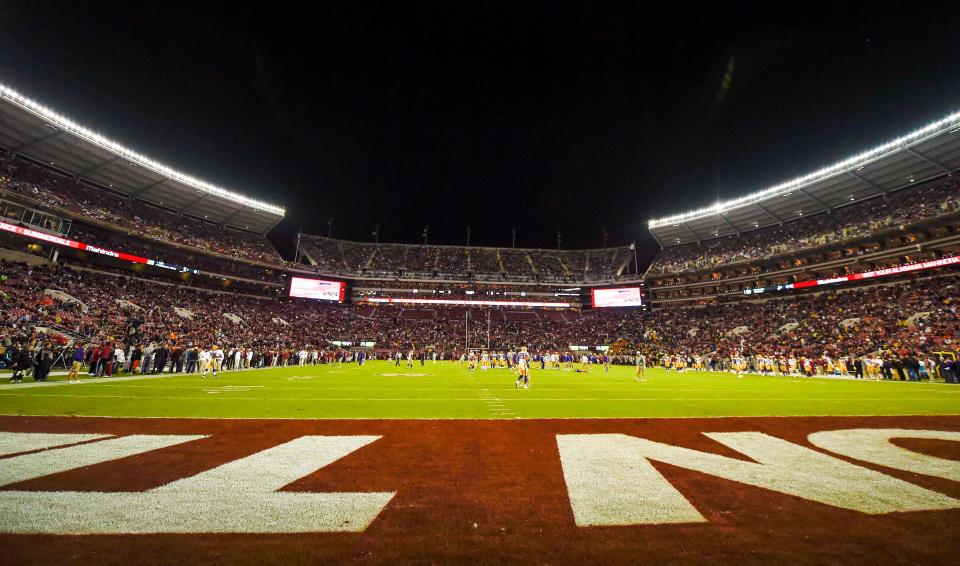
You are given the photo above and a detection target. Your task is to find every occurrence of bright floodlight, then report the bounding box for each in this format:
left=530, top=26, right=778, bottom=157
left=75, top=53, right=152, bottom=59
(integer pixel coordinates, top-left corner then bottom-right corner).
left=648, top=109, right=960, bottom=228
left=0, top=82, right=285, bottom=216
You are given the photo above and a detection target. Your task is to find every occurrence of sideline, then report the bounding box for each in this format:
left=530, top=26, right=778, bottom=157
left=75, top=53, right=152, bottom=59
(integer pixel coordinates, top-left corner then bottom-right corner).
left=0, top=367, right=266, bottom=390
left=0, top=373, right=179, bottom=389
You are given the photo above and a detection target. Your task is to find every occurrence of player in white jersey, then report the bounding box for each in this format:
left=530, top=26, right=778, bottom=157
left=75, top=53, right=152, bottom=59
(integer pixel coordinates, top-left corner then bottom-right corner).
left=212, top=346, right=225, bottom=374
left=635, top=352, right=646, bottom=382
left=199, top=348, right=216, bottom=378
left=731, top=355, right=745, bottom=378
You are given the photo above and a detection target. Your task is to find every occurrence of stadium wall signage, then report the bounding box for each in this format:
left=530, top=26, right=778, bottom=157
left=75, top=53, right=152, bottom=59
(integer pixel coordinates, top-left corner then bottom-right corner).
left=0, top=220, right=199, bottom=274
left=365, top=297, right=573, bottom=308
left=744, top=254, right=960, bottom=295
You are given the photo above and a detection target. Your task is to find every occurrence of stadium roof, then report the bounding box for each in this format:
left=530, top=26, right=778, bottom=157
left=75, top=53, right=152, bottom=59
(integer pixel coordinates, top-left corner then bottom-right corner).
left=0, top=82, right=285, bottom=234
left=648, top=110, right=960, bottom=247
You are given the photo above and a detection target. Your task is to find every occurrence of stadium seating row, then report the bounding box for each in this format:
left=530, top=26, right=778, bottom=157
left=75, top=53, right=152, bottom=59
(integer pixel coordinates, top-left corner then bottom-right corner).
left=1, top=156, right=637, bottom=283
left=648, top=177, right=960, bottom=275
left=1, top=158, right=284, bottom=265
left=301, top=235, right=633, bottom=282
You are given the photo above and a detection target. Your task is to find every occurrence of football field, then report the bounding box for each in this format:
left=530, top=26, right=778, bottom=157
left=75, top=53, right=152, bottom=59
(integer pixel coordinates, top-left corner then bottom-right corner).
left=0, top=361, right=958, bottom=419
left=2, top=362, right=960, bottom=564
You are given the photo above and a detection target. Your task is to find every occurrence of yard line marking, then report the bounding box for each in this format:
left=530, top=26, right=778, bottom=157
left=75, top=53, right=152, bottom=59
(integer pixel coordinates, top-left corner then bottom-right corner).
left=203, top=385, right=267, bottom=394
left=476, top=384, right=516, bottom=417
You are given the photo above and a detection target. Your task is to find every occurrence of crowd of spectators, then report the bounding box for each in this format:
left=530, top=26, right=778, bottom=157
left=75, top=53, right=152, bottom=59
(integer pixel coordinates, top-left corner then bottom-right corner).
left=591, top=275, right=958, bottom=380
left=301, top=235, right=633, bottom=282
left=469, top=248, right=500, bottom=274
left=0, top=157, right=283, bottom=265
left=66, top=227, right=286, bottom=284
left=650, top=177, right=960, bottom=275
left=1, top=256, right=955, bottom=379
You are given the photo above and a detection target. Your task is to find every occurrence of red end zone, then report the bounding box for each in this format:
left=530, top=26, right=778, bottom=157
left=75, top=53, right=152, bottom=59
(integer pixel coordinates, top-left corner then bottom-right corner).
left=1, top=415, right=959, bottom=564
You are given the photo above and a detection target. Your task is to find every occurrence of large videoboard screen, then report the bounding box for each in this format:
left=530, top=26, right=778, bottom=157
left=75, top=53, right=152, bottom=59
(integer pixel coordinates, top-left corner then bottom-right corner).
left=591, top=286, right=642, bottom=308
left=289, top=277, right=345, bottom=302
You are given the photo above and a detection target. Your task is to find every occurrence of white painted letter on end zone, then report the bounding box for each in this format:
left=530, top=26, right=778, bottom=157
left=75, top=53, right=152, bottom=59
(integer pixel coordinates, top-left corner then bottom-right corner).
left=0, top=435, right=395, bottom=534
left=557, top=432, right=960, bottom=527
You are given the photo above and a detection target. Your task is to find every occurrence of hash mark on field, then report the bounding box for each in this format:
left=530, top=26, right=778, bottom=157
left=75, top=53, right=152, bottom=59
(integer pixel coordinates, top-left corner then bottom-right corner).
left=476, top=386, right=515, bottom=418
left=203, top=385, right=266, bottom=394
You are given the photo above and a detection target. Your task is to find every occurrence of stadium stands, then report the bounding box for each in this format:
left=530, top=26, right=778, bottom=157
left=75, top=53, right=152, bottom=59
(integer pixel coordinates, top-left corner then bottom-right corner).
left=1, top=158, right=284, bottom=265
left=301, top=234, right=635, bottom=282
left=2, top=256, right=955, bottom=378
left=0, top=87, right=956, bottom=380
left=648, top=177, right=960, bottom=275
left=643, top=172, right=960, bottom=311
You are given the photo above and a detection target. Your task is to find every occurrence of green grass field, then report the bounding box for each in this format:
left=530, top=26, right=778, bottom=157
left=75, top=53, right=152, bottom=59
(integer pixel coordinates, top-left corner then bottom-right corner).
left=1, top=361, right=958, bottom=419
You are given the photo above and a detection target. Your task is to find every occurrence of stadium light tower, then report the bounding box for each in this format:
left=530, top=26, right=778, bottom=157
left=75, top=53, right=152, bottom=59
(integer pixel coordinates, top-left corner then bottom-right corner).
left=422, top=225, right=429, bottom=245
left=294, top=229, right=302, bottom=263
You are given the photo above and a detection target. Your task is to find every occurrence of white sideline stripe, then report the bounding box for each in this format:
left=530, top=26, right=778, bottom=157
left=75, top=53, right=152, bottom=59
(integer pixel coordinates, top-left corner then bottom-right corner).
left=808, top=428, right=960, bottom=481
left=0, top=373, right=180, bottom=389
left=0, top=366, right=287, bottom=389
left=0, top=433, right=110, bottom=457
left=12, top=380, right=956, bottom=393
left=0, top=393, right=955, bottom=403
left=3, top=412, right=958, bottom=422
left=558, top=432, right=960, bottom=526
left=0, top=434, right=206, bottom=487
left=91, top=386, right=960, bottom=397
left=0, top=436, right=395, bottom=534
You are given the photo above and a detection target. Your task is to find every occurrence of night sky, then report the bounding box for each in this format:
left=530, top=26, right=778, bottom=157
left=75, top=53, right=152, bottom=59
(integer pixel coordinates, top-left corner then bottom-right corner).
left=1, top=2, right=959, bottom=264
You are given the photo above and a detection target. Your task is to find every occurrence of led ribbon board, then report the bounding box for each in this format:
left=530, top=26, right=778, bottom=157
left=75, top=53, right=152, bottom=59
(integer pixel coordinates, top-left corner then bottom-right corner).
left=743, top=255, right=960, bottom=295
left=0, top=221, right=198, bottom=273
left=365, top=297, right=572, bottom=308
